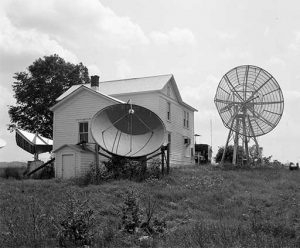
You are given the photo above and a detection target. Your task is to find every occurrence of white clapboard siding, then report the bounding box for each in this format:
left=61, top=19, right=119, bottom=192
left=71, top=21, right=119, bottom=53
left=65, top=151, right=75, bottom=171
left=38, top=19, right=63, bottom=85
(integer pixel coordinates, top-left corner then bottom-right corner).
left=53, top=89, right=117, bottom=151
left=55, top=145, right=95, bottom=179
left=55, top=146, right=79, bottom=178
left=110, top=92, right=161, bottom=114
left=161, top=83, right=177, bottom=101
left=80, top=151, right=95, bottom=176
left=158, top=95, right=194, bottom=165
left=112, top=89, right=194, bottom=166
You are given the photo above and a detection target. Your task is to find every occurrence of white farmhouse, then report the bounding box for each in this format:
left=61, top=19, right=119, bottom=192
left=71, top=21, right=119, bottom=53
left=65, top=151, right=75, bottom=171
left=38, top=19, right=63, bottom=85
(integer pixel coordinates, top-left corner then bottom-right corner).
left=50, top=74, right=197, bottom=178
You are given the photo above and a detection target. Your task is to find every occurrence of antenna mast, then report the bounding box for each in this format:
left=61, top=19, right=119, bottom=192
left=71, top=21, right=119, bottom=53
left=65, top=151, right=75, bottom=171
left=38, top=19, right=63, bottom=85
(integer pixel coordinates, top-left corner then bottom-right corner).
left=214, top=65, right=284, bottom=165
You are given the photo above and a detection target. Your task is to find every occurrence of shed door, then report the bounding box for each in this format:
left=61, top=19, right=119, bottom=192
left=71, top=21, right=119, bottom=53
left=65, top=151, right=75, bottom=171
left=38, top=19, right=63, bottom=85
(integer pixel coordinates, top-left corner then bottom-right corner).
left=62, top=154, right=75, bottom=179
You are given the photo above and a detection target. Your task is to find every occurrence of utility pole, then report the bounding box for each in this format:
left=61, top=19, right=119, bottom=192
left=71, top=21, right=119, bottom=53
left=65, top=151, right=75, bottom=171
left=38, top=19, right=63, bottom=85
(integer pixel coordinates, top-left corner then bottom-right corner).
left=194, top=134, right=201, bottom=165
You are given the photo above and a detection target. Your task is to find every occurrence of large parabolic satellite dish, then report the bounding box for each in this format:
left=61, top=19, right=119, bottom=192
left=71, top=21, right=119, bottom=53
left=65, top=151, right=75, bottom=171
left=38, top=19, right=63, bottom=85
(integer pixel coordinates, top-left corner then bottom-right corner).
left=0, top=138, right=6, bottom=149
left=91, top=103, right=166, bottom=158
left=15, top=129, right=53, bottom=155
left=214, top=65, right=284, bottom=165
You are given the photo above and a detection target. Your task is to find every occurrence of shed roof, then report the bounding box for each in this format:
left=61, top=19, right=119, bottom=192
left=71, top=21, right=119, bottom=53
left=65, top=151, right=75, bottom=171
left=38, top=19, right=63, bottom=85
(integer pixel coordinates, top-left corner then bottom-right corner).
left=52, top=144, right=95, bottom=153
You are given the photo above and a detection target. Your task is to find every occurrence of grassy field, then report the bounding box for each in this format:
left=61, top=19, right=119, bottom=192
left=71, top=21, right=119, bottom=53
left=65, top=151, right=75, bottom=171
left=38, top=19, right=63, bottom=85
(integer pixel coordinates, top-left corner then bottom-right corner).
left=0, top=164, right=299, bottom=247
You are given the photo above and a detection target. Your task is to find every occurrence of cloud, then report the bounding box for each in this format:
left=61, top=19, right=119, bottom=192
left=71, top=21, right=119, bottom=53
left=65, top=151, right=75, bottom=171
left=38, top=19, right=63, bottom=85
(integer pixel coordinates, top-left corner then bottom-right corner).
left=238, top=50, right=252, bottom=60
left=216, top=30, right=236, bottom=41
left=99, top=6, right=149, bottom=47
left=88, top=64, right=101, bottom=76
left=1, top=0, right=197, bottom=60
left=181, top=74, right=219, bottom=106
left=150, top=27, right=196, bottom=46
left=219, top=47, right=252, bottom=61
left=219, top=48, right=234, bottom=60
left=3, top=0, right=150, bottom=50
left=0, top=84, right=14, bottom=129
left=0, top=85, right=14, bottom=107
left=264, top=26, right=270, bottom=37
left=285, top=90, right=300, bottom=99
left=288, top=31, right=300, bottom=51
left=268, top=57, right=286, bottom=67
left=0, top=11, right=78, bottom=63
left=116, top=59, right=132, bottom=78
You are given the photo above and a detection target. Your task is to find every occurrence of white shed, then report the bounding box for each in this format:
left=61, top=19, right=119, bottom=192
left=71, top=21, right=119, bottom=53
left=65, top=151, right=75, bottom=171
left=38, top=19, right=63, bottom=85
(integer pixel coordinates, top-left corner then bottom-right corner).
left=53, top=144, right=95, bottom=179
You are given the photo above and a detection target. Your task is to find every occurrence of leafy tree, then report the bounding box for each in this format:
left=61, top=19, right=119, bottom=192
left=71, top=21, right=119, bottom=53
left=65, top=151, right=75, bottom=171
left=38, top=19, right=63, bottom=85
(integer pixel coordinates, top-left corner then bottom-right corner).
left=249, top=145, right=259, bottom=161
left=8, top=54, right=90, bottom=139
left=215, top=145, right=244, bottom=163
left=262, top=155, right=272, bottom=166
left=249, top=144, right=262, bottom=165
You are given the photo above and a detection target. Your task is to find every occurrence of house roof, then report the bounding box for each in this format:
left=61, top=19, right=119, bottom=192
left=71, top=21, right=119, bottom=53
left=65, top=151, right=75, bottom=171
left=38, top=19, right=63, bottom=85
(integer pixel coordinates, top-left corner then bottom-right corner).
left=50, top=85, right=124, bottom=111
left=54, top=74, right=197, bottom=111
left=56, top=74, right=173, bottom=101
left=100, top=74, right=174, bottom=95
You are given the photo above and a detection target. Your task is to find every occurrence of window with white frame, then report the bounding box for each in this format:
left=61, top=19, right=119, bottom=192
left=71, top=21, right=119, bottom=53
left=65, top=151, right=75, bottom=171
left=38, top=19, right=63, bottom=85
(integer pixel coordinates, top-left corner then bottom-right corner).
left=79, top=122, right=88, bottom=143
left=187, top=112, right=189, bottom=128
left=167, top=102, right=171, bottom=121
left=183, top=111, right=190, bottom=128
left=184, top=137, right=191, bottom=157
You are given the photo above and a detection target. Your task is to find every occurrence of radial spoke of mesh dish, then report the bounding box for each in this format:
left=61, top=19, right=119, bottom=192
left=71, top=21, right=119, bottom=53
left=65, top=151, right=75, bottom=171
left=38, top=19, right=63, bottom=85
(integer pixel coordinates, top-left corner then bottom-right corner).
left=214, top=65, right=284, bottom=137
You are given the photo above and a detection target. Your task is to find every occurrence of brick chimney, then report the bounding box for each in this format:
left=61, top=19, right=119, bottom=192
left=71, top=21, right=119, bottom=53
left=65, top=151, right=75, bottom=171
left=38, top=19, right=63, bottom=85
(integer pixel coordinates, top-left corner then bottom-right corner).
left=91, top=75, right=99, bottom=91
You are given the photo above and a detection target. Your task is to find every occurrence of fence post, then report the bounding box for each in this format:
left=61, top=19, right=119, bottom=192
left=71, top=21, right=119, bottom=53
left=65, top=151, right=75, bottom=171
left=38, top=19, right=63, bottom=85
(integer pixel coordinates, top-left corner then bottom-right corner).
left=95, top=143, right=99, bottom=170
left=161, top=146, right=165, bottom=176
left=166, top=143, right=170, bottom=174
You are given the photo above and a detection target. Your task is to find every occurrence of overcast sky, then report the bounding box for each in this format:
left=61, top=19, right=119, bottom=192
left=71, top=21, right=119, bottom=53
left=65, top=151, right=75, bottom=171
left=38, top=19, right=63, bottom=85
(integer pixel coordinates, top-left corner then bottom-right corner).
left=1, top=0, right=300, bottom=163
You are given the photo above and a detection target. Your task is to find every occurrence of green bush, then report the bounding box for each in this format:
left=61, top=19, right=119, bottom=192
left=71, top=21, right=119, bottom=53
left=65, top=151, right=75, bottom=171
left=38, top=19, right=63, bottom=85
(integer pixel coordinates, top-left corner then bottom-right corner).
left=31, top=164, right=55, bottom=179
left=102, top=157, right=163, bottom=182
left=120, top=191, right=141, bottom=234
left=103, top=157, right=147, bottom=181
left=119, top=191, right=166, bottom=238
left=39, top=165, right=55, bottom=179
left=56, top=192, right=95, bottom=247
left=215, top=145, right=244, bottom=163
left=77, top=158, right=164, bottom=186
left=2, top=167, right=23, bottom=180
left=146, top=159, right=162, bottom=180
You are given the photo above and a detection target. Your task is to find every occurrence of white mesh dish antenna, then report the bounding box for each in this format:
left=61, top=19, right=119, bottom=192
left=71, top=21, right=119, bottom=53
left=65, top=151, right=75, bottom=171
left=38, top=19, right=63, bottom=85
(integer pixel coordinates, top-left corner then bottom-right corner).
left=214, top=65, right=284, bottom=165
left=91, top=103, right=166, bottom=158
left=0, top=138, right=6, bottom=149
